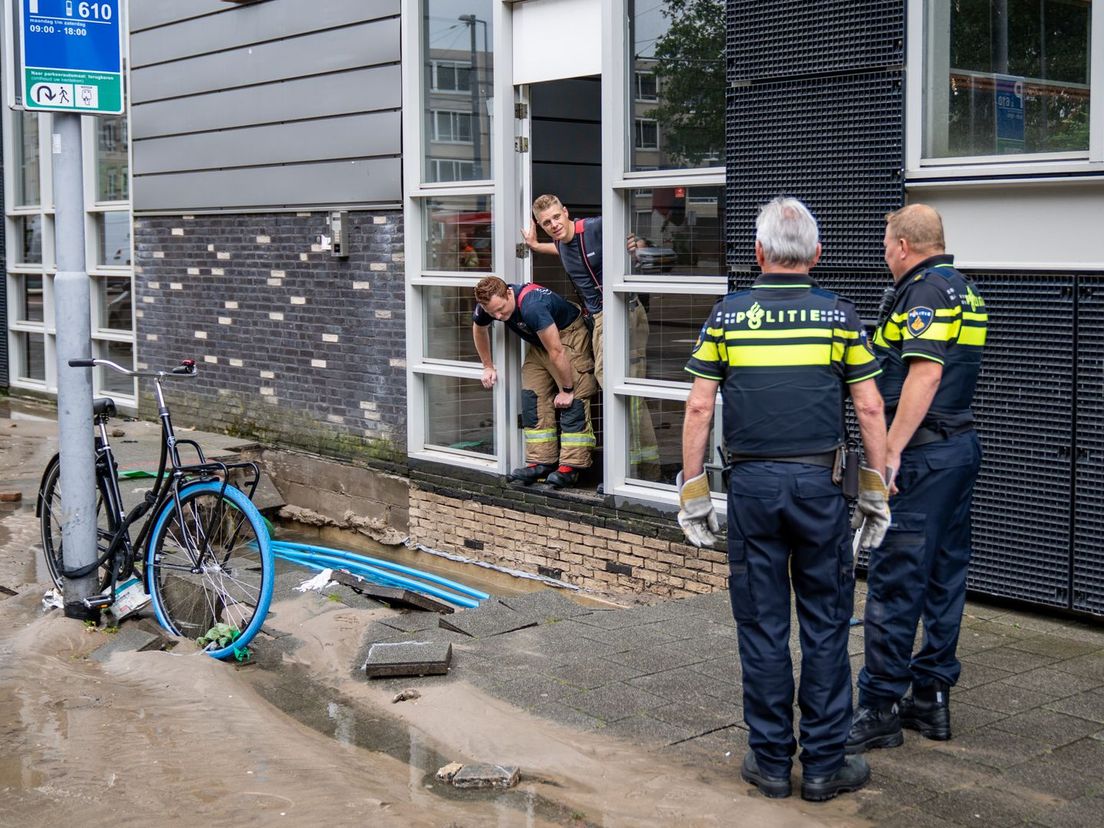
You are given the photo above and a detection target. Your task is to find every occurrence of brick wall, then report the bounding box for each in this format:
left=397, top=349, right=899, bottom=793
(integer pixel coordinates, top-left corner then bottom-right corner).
left=408, top=460, right=729, bottom=598
left=133, top=210, right=406, bottom=463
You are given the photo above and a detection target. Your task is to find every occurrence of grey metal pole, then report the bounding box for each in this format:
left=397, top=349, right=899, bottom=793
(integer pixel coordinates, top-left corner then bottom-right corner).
left=52, top=112, right=98, bottom=620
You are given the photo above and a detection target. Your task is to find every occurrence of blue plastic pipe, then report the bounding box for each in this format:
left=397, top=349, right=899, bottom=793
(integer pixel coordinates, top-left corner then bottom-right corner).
left=272, top=547, right=480, bottom=609
left=269, top=539, right=489, bottom=601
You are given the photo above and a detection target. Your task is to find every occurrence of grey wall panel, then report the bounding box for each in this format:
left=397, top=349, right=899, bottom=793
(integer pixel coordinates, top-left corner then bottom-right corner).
left=134, top=158, right=401, bottom=212
left=532, top=121, right=602, bottom=164
left=131, top=65, right=402, bottom=139
left=530, top=77, right=601, bottom=121
left=134, top=111, right=401, bottom=175
left=131, top=18, right=400, bottom=103
left=131, top=0, right=398, bottom=68
left=129, top=0, right=230, bottom=31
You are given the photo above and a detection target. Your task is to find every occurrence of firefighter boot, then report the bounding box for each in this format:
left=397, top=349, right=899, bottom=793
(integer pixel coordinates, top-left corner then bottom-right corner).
left=509, top=463, right=557, bottom=484
left=545, top=465, right=580, bottom=489
left=899, top=681, right=951, bottom=741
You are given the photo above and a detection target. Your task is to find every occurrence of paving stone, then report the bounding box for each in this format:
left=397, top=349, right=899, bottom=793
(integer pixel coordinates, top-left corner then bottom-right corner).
left=378, top=611, right=442, bottom=633
left=606, top=640, right=710, bottom=674
left=568, top=609, right=648, bottom=631
left=920, top=784, right=1042, bottom=827
left=603, top=713, right=707, bottom=746
left=90, top=626, right=165, bottom=662
left=951, top=701, right=1008, bottom=734
left=572, top=622, right=678, bottom=651
left=627, top=666, right=739, bottom=706
left=870, top=744, right=998, bottom=789
left=1008, top=635, right=1104, bottom=660
left=451, top=763, right=519, bottom=789
left=1044, top=689, right=1104, bottom=724
left=955, top=680, right=1063, bottom=714
left=648, top=700, right=742, bottom=733
left=1027, top=794, right=1104, bottom=828
left=492, top=674, right=577, bottom=709
left=1053, top=653, right=1104, bottom=681
left=363, top=641, right=452, bottom=678
left=528, top=700, right=605, bottom=732
left=855, top=771, right=939, bottom=823
left=650, top=615, right=737, bottom=642
left=956, top=629, right=1019, bottom=655
left=497, top=589, right=591, bottom=621
left=667, top=590, right=733, bottom=620
left=869, top=806, right=974, bottom=828
left=438, top=601, right=536, bottom=638
left=561, top=683, right=667, bottom=722
left=1048, top=736, right=1104, bottom=769
left=691, top=656, right=743, bottom=684
left=962, top=646, right=1062, bottom=673
left=954, top=661, right=1015, bottom=690
left=661, top=725, right=747, bottom=768
left=932, top=727, right=1049, bottom=770
left=543, top=658, right=641, bottom=690
left=1005, top=668, right=1103, bottom=699
left=991, top=755, right=1104, bottom=802
left=991, top=709, right=1102, bottom=747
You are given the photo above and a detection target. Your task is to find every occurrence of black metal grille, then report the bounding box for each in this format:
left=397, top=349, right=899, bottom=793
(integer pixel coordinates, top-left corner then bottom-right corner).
left=728, top=1, right=905, bottom=83
left=1074, top=277, right=1104, bottom=614
left=968, top=273, right=1073, bottom=608
left=725, top=71, right=904, bottom=270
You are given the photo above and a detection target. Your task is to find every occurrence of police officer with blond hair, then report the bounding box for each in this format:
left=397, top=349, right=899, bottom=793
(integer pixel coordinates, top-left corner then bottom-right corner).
left=847, top=204, right=988, bottom=753
left=678, top=197, right=890, bottom=801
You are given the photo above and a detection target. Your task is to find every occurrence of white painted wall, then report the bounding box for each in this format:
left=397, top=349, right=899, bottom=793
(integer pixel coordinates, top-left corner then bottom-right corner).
left=511, top=0, right=601, bottom=84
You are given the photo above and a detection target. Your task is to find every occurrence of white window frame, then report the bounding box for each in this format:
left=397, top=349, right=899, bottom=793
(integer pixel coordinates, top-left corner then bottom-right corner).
left=634, top=117, right=659, bottom=150
left=430, top=59, right=472, bottom=94
left=906, top=0, right=1104, bottom=182
left=634, top=69, right=658, bottom=102
left=431, top=109, right=474, bottom=144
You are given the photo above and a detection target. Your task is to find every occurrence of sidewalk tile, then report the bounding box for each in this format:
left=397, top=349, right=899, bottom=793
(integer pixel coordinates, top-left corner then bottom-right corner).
left=955, top=662, right=1015, bottom=690
left=1005, top=667, right=1102, bottom=699
left=627, top=667, right=739, bottom=706
left=955, top=680, right=1062, bottom=713
left=932, top=728, right=1049, bottom=770
left=865, top=806, right=965, bottom=828
left=603, top=713, right=706, bottom=746
left=493, top=674, right=577, bottom=709
left=1029, top=794, right=1104, bottom=828
left=528, top=700, right=605, bottom=732
left=992, top=755, right=1103, bottom=802
left=561, top=683, right=667, bottom=722
left=544, top=659, right=640, bottom=690
left=572, top=623, right=678, bottom=651
left=962, top=646, right=1061, bottom=673
left=950, top=701, right=1007, bottom=734
left=991, top=709, right=1100, bottom=747
left=606, top=641, right=710, bottom=674
left=648, top=700, right=742, bottom=732
left=1049, top=736, right=1104, bottom=769
left=1053, top=652, right=1104, bottom=681
left=1009, top=635, right=1104, bottom=660
left=1044, top=689, right=1104, bottom=724
left=920, top=785, right=1042, bottom=827
left=691, top=656, right=742, bottom=684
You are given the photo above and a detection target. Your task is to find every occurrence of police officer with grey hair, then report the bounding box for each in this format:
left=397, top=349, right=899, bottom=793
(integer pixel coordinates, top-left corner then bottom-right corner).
left=678, top=197, right=891, bottom=801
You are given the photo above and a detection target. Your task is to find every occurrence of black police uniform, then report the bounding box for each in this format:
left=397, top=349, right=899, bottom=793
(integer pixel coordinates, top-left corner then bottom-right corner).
left=685, top=273, right=880, bottom=780
left=858, top=255, right=987, bottom=709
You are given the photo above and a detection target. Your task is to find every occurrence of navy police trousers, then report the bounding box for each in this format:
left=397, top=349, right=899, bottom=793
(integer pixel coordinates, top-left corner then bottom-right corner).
left=726, top=461, right=855, bottom=778
left=858, top=430, right=982, bottom=707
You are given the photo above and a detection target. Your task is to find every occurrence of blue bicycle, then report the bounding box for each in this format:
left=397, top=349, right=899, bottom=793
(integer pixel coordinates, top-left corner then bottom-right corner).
left=37, top=358, right=273, bottom=660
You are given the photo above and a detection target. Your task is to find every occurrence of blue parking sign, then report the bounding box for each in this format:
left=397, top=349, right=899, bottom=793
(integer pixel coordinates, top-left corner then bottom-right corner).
left=20, top=0, right=123, bottom=114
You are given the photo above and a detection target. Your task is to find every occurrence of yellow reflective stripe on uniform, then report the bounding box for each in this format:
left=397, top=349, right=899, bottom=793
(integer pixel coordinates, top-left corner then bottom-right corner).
left=728, top=343, right=834, bottom=367
left=904, top=321, right=957, bottom=342
left=934, top=307, right=961, bottom=318
left=724, top=327, right=834, bottom=340
left=524, top=429, right=557, bottom=444
left=963, top=311, right=988, bottom=322
left=686, top=366, right=723, bottom=381
left=958, top=327, right=987, bottom=346
left=845, top=343, right=877, bottom=366
left=561, top=433, right=596, bottom=446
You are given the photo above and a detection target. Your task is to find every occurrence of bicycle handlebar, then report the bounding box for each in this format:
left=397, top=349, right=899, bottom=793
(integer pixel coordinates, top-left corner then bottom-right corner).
left=68, top=358, right=197, bottom=379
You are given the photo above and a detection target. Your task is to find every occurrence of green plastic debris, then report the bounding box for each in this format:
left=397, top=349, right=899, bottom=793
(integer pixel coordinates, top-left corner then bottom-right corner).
left=118, top=470, right=159, bottom=480
left=196, top=623, right=242, bottom=650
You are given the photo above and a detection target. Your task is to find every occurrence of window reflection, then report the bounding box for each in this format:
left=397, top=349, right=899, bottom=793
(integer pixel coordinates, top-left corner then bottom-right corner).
left=98, top=340, right=134, bottom=396
left=626, top=292, right=720, bottom=382
left=423, top=286, right=480, bottom=362
left=925, top=0, right=1091, bottom=158
left=422, top=195, right=493, bottom=272
left=628, top=0, right=725, bottom=170
left=98, top=277, right=132, bottom=332
left=628, top=184, right=725, bottom=278
left=23, top=333, right=46, bottom=382
left=22, top=275, right=44, bottom=323
left=624, top=396, right=721, bottom=491
left=17, top=215, right=43, bottom=264
left=15, top=111, right=40, bottom=207
left=97, top=115, right=129, bottom=201
left=423, top=0, right=494, bottom=183
left=97, top=211, right=132, bottom=266
left=425, top=374, right=495, bottom=456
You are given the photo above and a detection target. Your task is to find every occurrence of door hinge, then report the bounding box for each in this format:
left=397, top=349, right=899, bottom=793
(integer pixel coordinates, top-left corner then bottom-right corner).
left=515, top=243, right=529, bottom=259
left=515, top=102, right=528, bottom=119
left=514, top=136, right=529, bottom=153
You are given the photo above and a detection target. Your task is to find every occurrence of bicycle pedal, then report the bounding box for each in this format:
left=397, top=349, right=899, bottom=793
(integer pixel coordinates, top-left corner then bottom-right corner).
left=82, top=595, right=113, bottom=610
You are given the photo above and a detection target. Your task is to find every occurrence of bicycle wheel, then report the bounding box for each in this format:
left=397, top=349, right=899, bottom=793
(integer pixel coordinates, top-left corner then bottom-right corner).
left=146, top=481, right=273, bottom=660
left=38, top=454, right=116, bottom=591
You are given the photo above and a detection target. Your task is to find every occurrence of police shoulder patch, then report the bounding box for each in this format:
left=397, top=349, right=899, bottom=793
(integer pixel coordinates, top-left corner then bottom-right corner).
left=906, top=306, right=934, bottom=336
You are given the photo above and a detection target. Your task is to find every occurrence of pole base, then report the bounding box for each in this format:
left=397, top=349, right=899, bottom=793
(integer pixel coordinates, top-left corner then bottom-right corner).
left=64, top=601, right=100, bottom=623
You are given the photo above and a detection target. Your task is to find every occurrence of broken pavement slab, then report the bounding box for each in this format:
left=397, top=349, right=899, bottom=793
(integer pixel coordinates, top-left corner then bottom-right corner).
left=499, top=589, right=592, bottom=622
left=90, top=626, right=168, bottom=662
left=451, top=763, right=521, bottom=789
left=438, top=599, right=538, bottom=638
left=331, top=570, right=454, bottom=614
left=364, top=640, right=452, bottom=678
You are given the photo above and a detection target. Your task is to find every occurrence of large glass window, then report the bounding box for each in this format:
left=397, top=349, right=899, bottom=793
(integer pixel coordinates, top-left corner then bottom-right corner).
left=925, top=0, right=1091, bottom=159
left=623, top=291, right=719, bottom=382
left=21, top=275, right=44, bottom=323
left=423, top=286, right=481, bottom=362
left=627, top=184, right=725, bottom=279
left=96, top=276, right=132, bottom=332
left=628, top=0, right=725, bottom=170
left=96, top=115, right=129, bottom=201
left=423, top=0, right=493, bottom=182
left=14, top=110, right=40, bottom=207
left=623, top=396, right=719, bottom=489
left=16, top=215, right=43, bottom=264
left=96, top=211, right=132, bottom=267
left=22, top=333, right=46, bottom=382
left=422, top=195, right=493, bottom=272
left=424, top=374, right=495, bottom=456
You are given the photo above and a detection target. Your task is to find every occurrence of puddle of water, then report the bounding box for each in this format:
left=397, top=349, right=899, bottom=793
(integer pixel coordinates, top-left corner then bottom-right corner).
left=244, top=663, right=599, bottom=827
left=0, top=756, right=46, bottom=791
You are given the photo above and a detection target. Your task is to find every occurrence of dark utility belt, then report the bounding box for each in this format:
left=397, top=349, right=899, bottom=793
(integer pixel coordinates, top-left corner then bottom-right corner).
left=907, top=422, right=974, bottom=449
left=726, top=451, right=837, bottom=469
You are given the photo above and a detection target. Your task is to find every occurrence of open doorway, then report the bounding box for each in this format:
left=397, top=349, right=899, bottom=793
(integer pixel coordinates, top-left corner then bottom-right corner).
left=523, top=75, right=605, bottom=483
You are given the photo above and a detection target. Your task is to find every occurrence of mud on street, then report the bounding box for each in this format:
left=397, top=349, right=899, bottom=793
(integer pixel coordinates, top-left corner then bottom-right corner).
left=0, top=402, right=852, bottom=827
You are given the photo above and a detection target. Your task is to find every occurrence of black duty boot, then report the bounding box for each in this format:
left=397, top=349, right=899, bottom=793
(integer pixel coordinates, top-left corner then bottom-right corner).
left=845, top=704, right=903, bottom=754
left=508, top=463, right=556, bottom=484
left=545, top=465, right=580, bottom=489
left=900, top=681, right=951, bottom=741
left=740, top=752, right=791, bottom=798
left=801, top=755, right=871, bottom=802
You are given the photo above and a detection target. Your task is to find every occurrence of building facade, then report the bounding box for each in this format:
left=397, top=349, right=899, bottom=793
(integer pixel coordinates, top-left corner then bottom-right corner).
left=4, top=1, right=1104, bottom=614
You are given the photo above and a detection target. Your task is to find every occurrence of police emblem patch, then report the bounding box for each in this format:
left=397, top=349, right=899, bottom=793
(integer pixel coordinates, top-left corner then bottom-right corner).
left=906, top=306, right=934, bottom=336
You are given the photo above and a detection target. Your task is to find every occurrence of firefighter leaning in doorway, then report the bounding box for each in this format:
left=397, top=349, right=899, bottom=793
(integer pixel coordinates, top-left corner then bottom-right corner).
left=472, top=276, right=597, bottom=489
left=677, top=197, right=890, bottom=802
left=523, top=194, right=660, bottom=480
left=847, top=204, right=988, bottom=753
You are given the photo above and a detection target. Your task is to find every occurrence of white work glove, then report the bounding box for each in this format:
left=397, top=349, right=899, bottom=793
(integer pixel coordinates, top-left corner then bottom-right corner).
left=850, top=466, right=891, bottom=550
left=676, top=471, right=720, bottom=547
